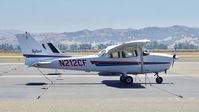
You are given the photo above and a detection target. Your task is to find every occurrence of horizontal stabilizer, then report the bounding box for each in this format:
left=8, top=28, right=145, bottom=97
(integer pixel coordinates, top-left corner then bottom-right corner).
left=32, top=61, right=52, bottom=68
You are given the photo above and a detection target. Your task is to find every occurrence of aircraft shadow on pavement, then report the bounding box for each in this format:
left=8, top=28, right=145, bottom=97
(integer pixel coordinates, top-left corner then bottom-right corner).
left=24, top=81, right=145, bottom=89
left=23, top=81, right=173, bottom=89
left=102, top=80, right=173, bottom=89
left=46, top=73, right=62, bottom=75
left=24, top=82, right=102, bottom=86
left=25, top=82, right=48, bottom=86
left=102, top=80, right=145, bottom=89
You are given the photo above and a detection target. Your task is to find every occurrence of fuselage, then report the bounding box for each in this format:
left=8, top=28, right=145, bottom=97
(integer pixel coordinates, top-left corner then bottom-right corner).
left=31, top=53, right=173, bottom=74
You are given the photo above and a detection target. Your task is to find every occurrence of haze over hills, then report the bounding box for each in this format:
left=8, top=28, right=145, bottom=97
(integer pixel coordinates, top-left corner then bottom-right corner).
left=0, top=25, right=199, bottom=49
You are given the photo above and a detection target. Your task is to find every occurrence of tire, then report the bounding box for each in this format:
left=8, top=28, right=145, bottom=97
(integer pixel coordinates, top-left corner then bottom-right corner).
left=120, top=75, right=126, bottom=82
left=125, top=76, right=133, bottom=84
left=156, top=77, right=163, bottom=84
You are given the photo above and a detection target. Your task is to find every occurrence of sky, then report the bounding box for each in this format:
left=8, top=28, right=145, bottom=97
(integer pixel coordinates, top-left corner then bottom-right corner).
left=0, top=0, right=199, bottom=32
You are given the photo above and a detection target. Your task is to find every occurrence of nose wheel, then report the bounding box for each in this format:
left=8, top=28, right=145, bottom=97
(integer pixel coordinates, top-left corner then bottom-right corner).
left=155, top=73, right=163, bottom=84
left=120, top=75, right=133, bottom=84
left=156, top=77, right=163, bottom=84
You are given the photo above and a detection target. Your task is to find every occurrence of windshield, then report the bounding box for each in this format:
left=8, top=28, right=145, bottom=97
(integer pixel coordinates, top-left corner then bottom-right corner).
left=96, top=50, right=106, bottom=57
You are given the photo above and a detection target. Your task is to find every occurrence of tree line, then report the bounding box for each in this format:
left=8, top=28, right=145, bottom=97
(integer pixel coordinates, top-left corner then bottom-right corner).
left=0, top=42, right=198, bottom=50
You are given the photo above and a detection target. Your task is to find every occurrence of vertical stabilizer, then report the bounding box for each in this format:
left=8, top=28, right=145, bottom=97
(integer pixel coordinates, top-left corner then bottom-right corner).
left=16, top=32, right=49, bottom=55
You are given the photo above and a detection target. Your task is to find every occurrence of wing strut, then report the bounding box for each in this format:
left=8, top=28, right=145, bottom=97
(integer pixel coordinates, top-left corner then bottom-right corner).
left=139, top=48, right=144, bottom=73
left=139, top=47, right=147, bottom=84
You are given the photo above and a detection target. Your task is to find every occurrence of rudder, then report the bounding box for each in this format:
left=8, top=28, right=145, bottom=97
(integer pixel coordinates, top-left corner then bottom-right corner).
left=16, top=32, right=49, bottom=55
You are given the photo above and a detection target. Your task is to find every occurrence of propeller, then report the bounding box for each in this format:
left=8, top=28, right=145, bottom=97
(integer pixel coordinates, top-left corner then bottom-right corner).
left=172, top=44, right=177, bottom=67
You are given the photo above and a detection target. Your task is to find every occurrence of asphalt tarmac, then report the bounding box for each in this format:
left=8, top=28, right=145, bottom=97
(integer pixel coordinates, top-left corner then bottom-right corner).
left=0, top=61, right=199, bottom=112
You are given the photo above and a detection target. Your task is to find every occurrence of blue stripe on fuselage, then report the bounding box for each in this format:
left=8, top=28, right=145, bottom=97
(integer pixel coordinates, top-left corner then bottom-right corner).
left=23, top=54, right=72, bottom=58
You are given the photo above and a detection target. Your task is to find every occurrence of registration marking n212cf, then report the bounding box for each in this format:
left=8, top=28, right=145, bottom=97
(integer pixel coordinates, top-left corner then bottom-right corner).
left=59, top=59, right=86, bottom=67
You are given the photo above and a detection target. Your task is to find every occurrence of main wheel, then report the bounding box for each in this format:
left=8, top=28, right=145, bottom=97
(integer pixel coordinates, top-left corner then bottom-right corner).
left=156, top=77, right=163, bottom=84
left=125, top=76, right=133, bottom=84
left=120, top=75, right=126, bottom=82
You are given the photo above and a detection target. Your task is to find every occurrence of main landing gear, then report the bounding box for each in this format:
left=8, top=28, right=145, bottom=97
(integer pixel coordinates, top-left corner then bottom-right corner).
left=120, top=74, right=133, bottom=84
left=120, top=73, right=163, bottom=84
left=155, top=73, right=163, bottom=84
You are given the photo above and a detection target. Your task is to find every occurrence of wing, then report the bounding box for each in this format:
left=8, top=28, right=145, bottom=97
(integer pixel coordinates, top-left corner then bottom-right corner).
left=105, top=39, right=150, bottom=53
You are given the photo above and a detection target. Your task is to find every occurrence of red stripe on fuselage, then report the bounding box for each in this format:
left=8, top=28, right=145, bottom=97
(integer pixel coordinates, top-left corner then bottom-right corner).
left=90, top=60, right=170, bottom=65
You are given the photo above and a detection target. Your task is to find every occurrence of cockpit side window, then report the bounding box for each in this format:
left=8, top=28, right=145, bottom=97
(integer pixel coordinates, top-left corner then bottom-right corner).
left=121, top=50, right=138, bottom=58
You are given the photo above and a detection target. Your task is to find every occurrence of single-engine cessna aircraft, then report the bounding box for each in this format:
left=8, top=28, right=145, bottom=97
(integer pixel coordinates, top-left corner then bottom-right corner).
left=16, top=32, right=177, bottom=84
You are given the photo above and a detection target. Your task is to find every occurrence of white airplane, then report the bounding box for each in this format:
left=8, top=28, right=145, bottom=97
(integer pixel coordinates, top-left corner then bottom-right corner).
left=16, top=32, right=177, bottom=84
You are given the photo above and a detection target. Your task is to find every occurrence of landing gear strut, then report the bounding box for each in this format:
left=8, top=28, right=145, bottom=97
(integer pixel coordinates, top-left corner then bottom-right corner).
left=155, top=73, right=163, bottom=84
left=120, top=74, right=133, bottom=84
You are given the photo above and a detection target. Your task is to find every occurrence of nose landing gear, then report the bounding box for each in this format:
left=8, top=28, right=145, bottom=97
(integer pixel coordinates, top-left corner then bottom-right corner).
left=155, top=73, right=163, bottom=84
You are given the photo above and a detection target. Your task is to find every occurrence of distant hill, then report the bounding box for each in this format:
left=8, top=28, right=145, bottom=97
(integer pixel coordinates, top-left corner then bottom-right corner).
left=0, top=25, right=199, bottom=49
